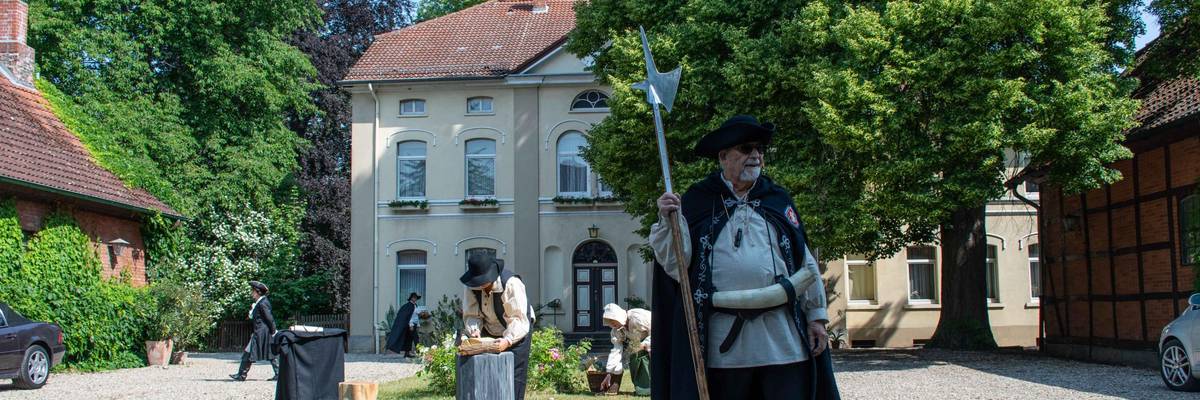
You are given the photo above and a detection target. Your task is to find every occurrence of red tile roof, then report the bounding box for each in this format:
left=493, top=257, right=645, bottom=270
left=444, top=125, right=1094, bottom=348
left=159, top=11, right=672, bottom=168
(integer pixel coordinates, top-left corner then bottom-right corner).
left=1130, top=76, right=1200, bottom=134
left=0, top=76, right=180, bottom=217
left=343, top=0, right=576, bottom=82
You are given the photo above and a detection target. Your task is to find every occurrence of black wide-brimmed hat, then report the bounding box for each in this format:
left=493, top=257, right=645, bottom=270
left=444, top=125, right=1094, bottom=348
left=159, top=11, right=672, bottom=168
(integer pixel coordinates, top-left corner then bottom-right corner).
left=248, top=281, right=269, bottom=295
left=460, top=253, right=504, bottom=288
left=408, top=292, right=422, bottom=301
left=694, top=114, right=775, bottom=159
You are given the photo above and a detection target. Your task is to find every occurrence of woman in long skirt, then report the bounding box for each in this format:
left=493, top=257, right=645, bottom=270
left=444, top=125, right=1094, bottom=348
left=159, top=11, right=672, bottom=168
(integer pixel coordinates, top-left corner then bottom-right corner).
left=229, top=281, right=278, bottom=381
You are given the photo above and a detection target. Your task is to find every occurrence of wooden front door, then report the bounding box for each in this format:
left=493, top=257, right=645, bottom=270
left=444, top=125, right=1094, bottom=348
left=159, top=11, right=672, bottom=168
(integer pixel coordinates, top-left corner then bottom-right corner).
left=572, top=241, right=618, bottom=332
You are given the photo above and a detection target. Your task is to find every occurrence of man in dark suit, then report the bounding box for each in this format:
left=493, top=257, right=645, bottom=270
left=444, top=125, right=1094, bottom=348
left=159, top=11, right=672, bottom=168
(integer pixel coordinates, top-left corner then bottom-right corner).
left=386, top=292, right=421, bottom=357
left=230, top=280, right=278, bottom=381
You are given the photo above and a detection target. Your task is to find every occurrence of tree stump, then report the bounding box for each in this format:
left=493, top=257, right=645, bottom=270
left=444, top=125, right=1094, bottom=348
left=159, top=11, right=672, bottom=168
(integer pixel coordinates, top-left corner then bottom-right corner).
left=457, top=352, right=514, bottom=400
left=338, top=381, right=378, bottom=400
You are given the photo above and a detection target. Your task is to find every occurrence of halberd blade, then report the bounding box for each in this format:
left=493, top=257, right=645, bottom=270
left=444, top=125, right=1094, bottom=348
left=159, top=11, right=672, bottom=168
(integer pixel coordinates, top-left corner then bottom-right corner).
left=633, top=26, right=682, bottom=113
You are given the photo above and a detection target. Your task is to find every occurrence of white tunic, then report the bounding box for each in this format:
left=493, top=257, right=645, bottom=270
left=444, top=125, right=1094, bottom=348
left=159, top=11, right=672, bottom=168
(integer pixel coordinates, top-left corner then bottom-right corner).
left=650, top=179, right=828, bottom=368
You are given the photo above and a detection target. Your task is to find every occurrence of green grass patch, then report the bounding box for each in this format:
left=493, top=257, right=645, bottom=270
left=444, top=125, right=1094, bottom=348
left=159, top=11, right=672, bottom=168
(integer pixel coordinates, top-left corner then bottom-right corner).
left=378, top=373, right=641, bottom=400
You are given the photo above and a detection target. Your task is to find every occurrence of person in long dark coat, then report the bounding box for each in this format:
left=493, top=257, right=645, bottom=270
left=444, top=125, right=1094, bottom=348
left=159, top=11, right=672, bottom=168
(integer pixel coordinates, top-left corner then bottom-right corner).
left=650, top=115, right=840, bottom=400
left=230, top=281, right=278, bottom=381
left=386, top=292, right=421, bottom=357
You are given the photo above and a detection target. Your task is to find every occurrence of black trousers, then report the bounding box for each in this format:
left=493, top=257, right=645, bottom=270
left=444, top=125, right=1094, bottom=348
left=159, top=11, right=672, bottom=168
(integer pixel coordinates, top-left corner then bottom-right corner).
left=236, top=351, right=278, bottom=378
left=709, top=359, right=814, bottom=400
left=509, top=336, right=531, bottom=400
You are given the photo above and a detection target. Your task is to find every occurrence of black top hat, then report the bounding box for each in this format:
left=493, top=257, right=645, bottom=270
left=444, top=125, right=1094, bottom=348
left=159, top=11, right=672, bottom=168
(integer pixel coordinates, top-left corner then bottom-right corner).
left=408, top=292, right=422, bottom=301
left=694, top=114, right=776, bottom=158
left=460, top=253, right=504, bottom=288
left=248, top=281, right=269, bottom=295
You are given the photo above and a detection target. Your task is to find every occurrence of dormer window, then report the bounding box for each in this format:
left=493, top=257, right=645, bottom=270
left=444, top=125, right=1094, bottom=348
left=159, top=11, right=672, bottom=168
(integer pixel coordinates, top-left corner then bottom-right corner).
left=467, top=97, right=493, bottom=114
left=571, top=90, right=609, bottom=111
left=400, top=99, right=426, bottom=116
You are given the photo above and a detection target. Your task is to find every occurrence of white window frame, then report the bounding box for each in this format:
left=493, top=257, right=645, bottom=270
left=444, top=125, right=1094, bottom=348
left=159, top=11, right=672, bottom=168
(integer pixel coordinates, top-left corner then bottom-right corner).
left=846, top=258, right=877, bottom=304
left=556, top=131, right=591, bottom=197
left=570, top=90, right=610, bottom=112
left=464, top=139, right=497, bottom=198
left=1028, top=243, right=1041, bottom=303
left=396, top=250, right=428, bottom=307
left=985, top=244, right=999, bottom=303
left=396, top=141, right=427, bottom=199
left=400, top=99, right=426, bottom=116
left=906, top=247, right=937, bottom=304
left=467, top=97, right=494, bottom=114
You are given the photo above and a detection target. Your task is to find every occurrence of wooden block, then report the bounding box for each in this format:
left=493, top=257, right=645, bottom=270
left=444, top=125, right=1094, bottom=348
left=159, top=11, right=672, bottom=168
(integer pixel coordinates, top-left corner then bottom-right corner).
left=338, top=381, right=379, bottom=400
left=457, top=352, right=514, bottom=400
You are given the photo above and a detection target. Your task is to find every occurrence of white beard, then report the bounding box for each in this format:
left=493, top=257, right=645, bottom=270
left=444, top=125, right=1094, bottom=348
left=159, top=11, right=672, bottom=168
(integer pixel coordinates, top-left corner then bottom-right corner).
left=739, top=166, right=761, bottom=183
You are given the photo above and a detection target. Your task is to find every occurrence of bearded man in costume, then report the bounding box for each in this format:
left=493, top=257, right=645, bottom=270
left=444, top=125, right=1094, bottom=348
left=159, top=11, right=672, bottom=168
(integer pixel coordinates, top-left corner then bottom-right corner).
left=650, top=115, right=840, bottom=400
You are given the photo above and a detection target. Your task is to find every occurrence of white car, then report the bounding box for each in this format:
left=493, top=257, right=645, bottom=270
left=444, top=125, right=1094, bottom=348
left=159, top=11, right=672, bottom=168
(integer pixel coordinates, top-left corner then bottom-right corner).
left=1161, top=293, right=1200, bottom=391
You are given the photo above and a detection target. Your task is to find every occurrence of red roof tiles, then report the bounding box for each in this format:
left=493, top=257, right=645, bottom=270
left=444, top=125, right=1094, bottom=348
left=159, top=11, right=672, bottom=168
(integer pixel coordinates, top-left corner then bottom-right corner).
left=343, top=0, right=576, bottom=82
left=1130, top=77, right=1200, bottom=134
left=0, top=76, right=180, bottom=217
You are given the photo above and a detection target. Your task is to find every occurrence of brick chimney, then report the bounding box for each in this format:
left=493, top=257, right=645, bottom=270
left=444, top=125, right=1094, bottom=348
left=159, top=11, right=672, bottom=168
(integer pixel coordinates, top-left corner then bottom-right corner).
left=0, top=0, right=33, bottom=86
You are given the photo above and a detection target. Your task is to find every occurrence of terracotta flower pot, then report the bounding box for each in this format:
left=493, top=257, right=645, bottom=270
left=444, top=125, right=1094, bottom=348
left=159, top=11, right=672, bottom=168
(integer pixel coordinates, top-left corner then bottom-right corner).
left=170, top=351, right=188, bottom=365
left=145, top=339, right=173, bottom=366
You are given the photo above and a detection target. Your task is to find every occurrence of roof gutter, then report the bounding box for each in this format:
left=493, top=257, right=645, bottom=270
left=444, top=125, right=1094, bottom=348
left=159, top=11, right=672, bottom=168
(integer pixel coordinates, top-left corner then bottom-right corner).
left=0, top=175, right=186, bottom=220
left=337, top=75, right=505, bottom=87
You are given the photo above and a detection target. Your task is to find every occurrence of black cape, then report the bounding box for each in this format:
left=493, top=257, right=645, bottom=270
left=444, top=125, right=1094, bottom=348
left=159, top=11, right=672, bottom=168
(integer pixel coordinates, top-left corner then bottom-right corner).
left=385, top=302, right=417, bottom=353
left=248, top=296, right=277, bottom=361
left=650, top=171, right=840, bottom=400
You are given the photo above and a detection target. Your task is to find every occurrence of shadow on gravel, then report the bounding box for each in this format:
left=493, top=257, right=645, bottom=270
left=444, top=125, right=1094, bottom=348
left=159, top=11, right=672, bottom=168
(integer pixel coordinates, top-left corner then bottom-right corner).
left=833, top=348, right=1172, bottom=398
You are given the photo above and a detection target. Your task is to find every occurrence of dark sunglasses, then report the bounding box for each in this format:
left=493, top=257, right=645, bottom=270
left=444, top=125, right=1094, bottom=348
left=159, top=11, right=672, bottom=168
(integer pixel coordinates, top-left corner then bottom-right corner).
left=733, top=143, right=768, bottom=154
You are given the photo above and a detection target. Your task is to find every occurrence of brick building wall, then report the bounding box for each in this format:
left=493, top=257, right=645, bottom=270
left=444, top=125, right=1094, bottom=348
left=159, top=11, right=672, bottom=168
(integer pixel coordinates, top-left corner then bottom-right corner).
left=5, top=185, right=151, bottom=286
left=1040, top=124, right=1198, bottom=367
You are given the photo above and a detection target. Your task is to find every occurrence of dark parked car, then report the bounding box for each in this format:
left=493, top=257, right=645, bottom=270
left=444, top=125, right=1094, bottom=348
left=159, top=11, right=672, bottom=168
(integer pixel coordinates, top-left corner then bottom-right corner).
left=0, top=303, right=65, bottom=389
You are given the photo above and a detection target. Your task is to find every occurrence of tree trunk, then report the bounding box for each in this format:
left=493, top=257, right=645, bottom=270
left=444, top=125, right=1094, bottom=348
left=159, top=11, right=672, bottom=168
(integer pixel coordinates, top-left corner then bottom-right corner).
left=927, top=205, right=998, bottom=350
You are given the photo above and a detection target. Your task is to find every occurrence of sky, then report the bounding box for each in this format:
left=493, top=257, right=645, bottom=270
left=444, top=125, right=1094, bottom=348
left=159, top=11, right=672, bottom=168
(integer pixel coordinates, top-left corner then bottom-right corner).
left=1135, top=6, right=1162, bottom=50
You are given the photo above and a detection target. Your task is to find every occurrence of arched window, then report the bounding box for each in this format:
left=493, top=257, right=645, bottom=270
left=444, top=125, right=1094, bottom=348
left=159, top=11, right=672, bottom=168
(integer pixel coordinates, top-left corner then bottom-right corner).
left=467, top=97, right=493, bottom=114
left=557, top=132, right=590, bottom=196
left=570, top=90, right=609, bottom=111
left=400, top=99, right=426, bottom=116
left=465, top=247, right=498, bottom=271
left=396, top=250, right=427, bottom=306
left=396, top=141, right=426, bottom=198
left=465, top=139, right=496, bottom=197
left=985, top=244, right=999, bottom=303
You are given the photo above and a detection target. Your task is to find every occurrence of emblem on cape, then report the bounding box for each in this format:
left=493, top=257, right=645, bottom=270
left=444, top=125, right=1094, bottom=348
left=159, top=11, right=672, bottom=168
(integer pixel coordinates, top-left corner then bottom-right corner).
left=786, top=206, right=800, bottom=228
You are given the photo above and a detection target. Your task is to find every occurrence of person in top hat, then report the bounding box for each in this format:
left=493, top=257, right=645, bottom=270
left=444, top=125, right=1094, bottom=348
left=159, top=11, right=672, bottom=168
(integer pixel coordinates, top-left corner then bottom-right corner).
left=230, top=280, right=278, bottom=381
left=602, top=303, right=652, bottom=396
left=386, top=292, right=422, bottom=357
left=460, top=252, right=535, bottom=400
left=650, top=115, right=841, bottom=399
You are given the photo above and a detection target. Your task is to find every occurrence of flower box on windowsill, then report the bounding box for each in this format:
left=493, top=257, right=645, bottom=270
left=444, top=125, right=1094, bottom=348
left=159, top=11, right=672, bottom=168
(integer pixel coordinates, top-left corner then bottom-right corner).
left=388, top=200, right=429, bottom=212
left=459, top=198, right=500, bottom=211
left=552, top=196, right=620, bottom=208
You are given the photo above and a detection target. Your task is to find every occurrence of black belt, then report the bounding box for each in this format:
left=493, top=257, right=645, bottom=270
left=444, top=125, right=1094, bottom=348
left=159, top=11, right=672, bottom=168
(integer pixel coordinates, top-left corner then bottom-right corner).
left=711, top=275, right=800, bottom=354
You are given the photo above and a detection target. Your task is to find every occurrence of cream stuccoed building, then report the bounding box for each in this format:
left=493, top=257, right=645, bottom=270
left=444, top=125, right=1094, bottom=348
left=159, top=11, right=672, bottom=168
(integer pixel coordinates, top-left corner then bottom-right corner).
left=340, top=0, right=651, bottom=352
left=341, top=0, right=1042, bottom=352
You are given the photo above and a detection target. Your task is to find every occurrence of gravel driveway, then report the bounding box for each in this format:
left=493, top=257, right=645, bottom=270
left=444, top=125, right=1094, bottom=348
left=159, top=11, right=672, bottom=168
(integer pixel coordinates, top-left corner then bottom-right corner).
left=0, top=349, right=1178, bottom=399
left=834, top=349, right=1171, bottom=399
left=0, top=353, right=421, bottom=400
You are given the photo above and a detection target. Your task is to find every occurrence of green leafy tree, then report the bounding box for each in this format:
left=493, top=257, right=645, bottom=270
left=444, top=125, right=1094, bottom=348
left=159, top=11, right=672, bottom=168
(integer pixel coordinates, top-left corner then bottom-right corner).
left=417, top=0, right=486, bottom=21
left=569, top=0, right=1139, bottom=349
left=1145, top=0, right=1200, bottom=78
left=28, top=0, right=333, bottom=316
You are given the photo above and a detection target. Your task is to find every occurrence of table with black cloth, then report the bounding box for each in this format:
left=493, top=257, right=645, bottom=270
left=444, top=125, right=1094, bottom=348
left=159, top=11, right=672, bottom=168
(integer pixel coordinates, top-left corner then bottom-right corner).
left=273, top=328, right=347, bottom=400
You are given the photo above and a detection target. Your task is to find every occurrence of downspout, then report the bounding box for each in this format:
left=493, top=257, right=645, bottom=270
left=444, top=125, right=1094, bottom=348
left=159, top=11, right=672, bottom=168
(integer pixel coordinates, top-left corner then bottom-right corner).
left=369, top=83, right=380, bottom=354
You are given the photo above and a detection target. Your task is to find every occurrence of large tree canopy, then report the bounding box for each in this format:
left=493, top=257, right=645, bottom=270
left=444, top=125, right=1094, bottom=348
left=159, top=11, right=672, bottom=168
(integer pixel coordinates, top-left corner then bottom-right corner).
left=569, top=0, right=1139, bottom=348
left=289, top=0, right=415, bottom=313
left=1144, top=0, right=1200, bottom=78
